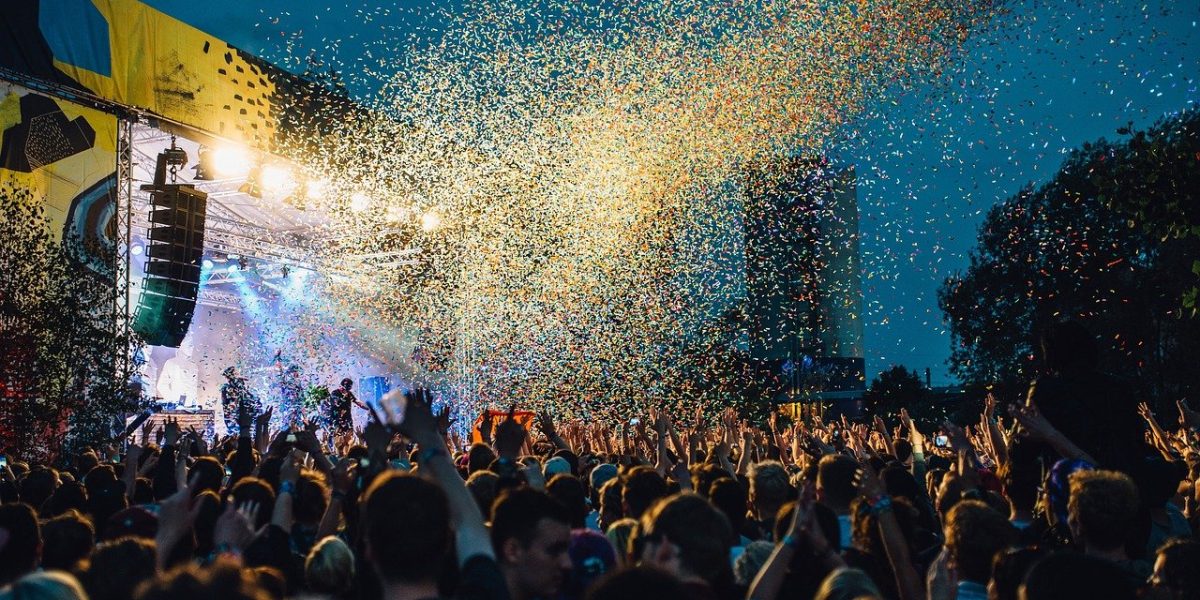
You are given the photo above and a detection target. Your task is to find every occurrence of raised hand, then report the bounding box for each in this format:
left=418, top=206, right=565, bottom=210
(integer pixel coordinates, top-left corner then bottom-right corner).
left=393, top=389, right=440, bottom=446
left=436, top=404, right=455, bottom=437
left=213, top=501, right=264, bottom=552
left=855, top=461, right=885, bottom=501
left=1137, top=401, right=1154, bottom=422
left=1178, top=399, right=1200, bottom=429
left=155, top=476, right=202, bottom=569
left=984, top=392, right=997, bottom=419
left=494, top=404, right=527, bottom=459
left=1012, top=402, right=1056, bottom=442
left=536, top=410, right=558, bottom=439
left=479, top=410, right=496, bottom=444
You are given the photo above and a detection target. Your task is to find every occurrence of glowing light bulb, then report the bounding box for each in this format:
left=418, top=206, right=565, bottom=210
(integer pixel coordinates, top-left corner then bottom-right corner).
left=350, top=192, right=372, bottom=213
left=421, top=210, right=442, bottom=232
left=211, top=147, right=251, bottom=178
left=260, top=164, right=294, bottom=194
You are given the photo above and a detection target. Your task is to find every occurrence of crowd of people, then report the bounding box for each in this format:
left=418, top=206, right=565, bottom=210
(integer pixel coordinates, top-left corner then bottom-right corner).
left=1, top=321, right=1199, bottom=600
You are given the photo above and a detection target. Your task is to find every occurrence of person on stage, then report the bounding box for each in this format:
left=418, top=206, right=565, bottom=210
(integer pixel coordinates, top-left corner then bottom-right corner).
left=273, top=351, right=307, bottom=430
left=327, top=378, right=369, bottom=436
left=220, top=366, right=260, bottom=435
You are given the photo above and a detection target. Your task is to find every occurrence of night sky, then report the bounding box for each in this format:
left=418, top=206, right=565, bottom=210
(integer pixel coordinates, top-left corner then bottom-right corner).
left=145, top=0, right=1200, bottom=386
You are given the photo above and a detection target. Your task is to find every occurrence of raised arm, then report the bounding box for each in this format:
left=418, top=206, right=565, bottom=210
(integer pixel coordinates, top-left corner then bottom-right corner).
left=392, top=389, right=495, bottom=564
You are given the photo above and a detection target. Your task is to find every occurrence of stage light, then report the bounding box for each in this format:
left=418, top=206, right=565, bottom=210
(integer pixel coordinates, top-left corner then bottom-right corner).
left=228, top=263, right=239, bottom=272
left=202, top=259, right=214, bottom=270
left=306, top=178, right=329, bottom=202
left=420, top=210, right=442, bottom=232
left=260, top=164, right=295, bottom=195
left=130, top=244, right=144, bottom=256
left=349, top=192, right=372, bottom=213
left=385, top=205, right=409, bottom=223
left=210, top=147, right=251, bottom=178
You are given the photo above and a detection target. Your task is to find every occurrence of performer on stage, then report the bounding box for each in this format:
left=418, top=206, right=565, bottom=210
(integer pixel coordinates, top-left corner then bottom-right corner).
left=220, top=366, right=260, bottom=434
left=326, top=378, right=369, bottom=436
left=273, top=351, right=307, bottom=430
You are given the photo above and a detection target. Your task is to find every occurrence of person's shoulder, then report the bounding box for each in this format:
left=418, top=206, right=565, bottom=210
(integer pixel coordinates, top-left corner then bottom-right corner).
left=454, top=555, right=509, bottom=600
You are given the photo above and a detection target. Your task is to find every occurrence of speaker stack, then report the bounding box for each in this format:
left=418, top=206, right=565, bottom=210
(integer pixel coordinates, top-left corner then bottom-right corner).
left=132, top=148, right=208, bottom=347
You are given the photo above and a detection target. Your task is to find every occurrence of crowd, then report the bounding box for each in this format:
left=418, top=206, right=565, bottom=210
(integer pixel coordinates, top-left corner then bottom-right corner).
left=1, top=320, right=1199, bottom=600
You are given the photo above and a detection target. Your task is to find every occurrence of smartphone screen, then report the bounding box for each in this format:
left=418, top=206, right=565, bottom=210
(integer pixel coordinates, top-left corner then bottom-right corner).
left=935, top=435, right=949, bottom=447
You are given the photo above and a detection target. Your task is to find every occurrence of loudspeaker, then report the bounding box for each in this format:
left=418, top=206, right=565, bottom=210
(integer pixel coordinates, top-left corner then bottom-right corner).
left=133, top=184, right=207, bottom=347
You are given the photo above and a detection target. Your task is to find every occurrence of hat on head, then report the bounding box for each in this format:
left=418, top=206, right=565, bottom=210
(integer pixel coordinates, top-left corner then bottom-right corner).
left=544, top=456, right=572, bottom=477
left=105, top=506, right=158, bottom=540
left=590, top=463, right=618, bottom=492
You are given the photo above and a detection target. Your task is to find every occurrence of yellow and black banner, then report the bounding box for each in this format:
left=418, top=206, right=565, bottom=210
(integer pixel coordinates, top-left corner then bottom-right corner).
left=0, top=81, right=117, bottom=272
left=0, top=0, right=348, bottom=152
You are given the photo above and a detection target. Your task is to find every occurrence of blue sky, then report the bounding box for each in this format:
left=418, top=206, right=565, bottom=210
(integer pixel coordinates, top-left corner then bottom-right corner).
left=145, top=0, right=1200, bottom=385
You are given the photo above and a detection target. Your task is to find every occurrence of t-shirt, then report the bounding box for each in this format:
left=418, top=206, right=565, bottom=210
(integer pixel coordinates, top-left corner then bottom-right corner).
left=453, top=554, right=511, bottom=600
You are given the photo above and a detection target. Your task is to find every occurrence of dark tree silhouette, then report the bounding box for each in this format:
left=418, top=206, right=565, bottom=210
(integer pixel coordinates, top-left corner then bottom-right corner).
left=861, top=365, right=926, bottom=419
left=0, top=183, right=139, bottom=462
left=939, top=111, right=1200, bottom=404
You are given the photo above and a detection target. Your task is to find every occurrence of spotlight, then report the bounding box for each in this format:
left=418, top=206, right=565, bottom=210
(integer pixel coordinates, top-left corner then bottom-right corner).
left=202, top=259, right=214, bottom=270
left=385, top=205, right=409, bottom=223
left=305, top=178, right=329, bottom=202
left=349, top=192, right=372, bottom=213
left=130, top=244, right=144, bottom=256
left=420, top=210, right=442, bottom=232
left=210, top=147, right=251, bottom=178
left=260, top=164, right=295, bottom=195
left=228, top=263, right=240, bottom=273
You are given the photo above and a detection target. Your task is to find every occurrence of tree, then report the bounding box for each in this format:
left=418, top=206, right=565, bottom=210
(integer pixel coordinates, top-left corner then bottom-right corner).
left=1095, top=110, right=1200, bottom=314
left=861, top=365, right=926, bottom=419
left=938, top=111, right=1200, bottom=404
left=0, top=183, right=139, bottom=462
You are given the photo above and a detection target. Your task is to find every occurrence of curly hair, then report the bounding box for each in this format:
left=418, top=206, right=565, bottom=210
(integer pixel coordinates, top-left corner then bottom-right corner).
left=1067, top=469, right=1139, bottom=551
left=944, top=500, right=1016, bottom=583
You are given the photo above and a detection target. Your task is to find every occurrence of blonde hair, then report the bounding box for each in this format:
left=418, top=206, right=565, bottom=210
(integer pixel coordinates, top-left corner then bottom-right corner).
left=814, top=567, right=882, bottom=600
left=0, top=571, right=88, bottom=600
left=305, top=536, right=356, bottom=595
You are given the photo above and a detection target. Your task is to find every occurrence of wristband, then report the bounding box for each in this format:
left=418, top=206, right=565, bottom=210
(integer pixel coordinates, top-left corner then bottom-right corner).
left=867, top=495, right=893, bottom=514
left=279, top=480, right=296, bottom=496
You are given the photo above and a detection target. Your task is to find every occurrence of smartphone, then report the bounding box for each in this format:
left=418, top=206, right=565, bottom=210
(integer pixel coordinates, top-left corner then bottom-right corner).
left=287, top=433, right=297, bottom=443
left=0, top=457, right=7, bottom=469
left=629, top=418, right=641, bottom=426
left=934, top=435, right=949, bottom=448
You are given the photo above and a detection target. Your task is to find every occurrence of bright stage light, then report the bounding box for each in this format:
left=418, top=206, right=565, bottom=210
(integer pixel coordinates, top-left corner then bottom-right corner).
left=349, top=192, right=372, bottom=213
left=210, top=147, right=251, bottom=178
left=130, top=244, right=144, bottom=256
left=421, top=210, right=442, bottom=232
left=202, top=259, right=214, bottom=270
left=260, top=164, right=295, bottom=194
left=385, top=205, right=409, bottom=223
left=228, top=263, right=239, bottom=272
left=306, top=178, right=329, bottom=201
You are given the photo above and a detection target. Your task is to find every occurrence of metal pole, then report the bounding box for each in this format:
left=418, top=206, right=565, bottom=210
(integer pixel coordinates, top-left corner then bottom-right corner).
left=115, top=117, right=135, bottom=385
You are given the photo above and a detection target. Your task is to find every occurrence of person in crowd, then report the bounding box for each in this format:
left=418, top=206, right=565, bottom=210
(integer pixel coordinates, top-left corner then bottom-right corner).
left=491, top=487, right=573, bottom=600
left=1, top=321, right=1198, bottom=600
left=1066, top=469, right=1152, bottom=582
left=943, top=500, right=1017, bottom=600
